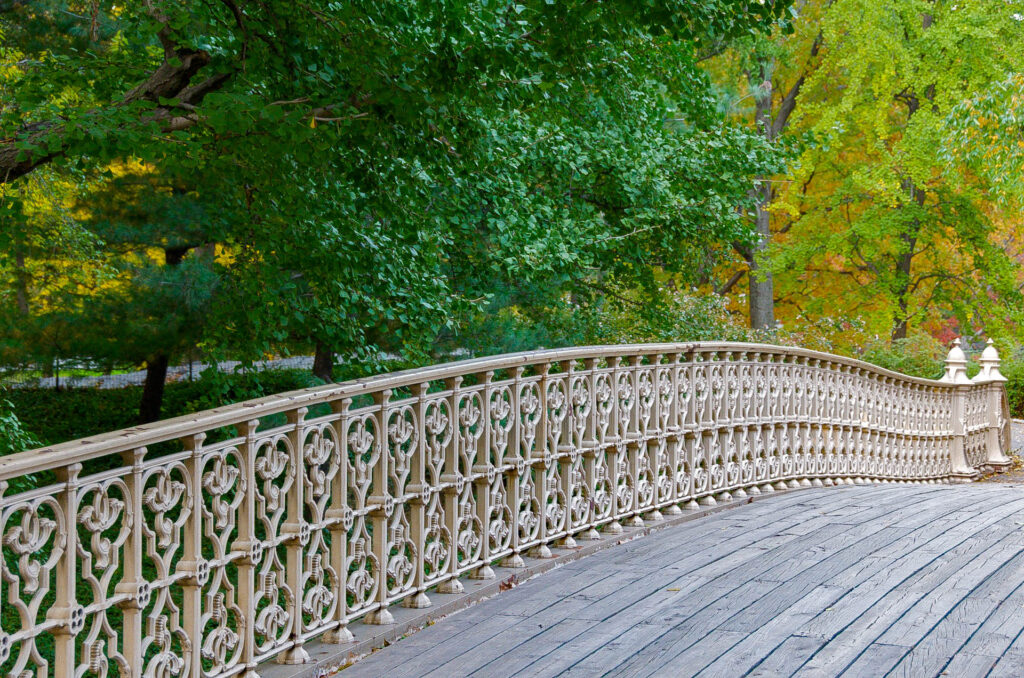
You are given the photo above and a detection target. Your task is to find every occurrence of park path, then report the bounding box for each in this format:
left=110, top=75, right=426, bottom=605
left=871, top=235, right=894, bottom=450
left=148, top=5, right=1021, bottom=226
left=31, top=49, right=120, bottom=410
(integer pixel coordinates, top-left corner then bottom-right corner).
left=340, top=479, right=1024, bottom=678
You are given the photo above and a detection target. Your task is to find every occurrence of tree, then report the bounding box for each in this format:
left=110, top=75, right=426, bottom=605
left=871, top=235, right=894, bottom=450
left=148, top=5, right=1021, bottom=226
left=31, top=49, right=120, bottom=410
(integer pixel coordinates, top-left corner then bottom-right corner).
left=945, top=72, right=1024, bottom=204
left=770, top=0, right=1024, bottom=342
left=1, top=1, right=795, bottom=403
left=1, top=1, right=794, bottom=184
left=731, top=12, right=822, bottom=331
left=73, top=164, right=224, bottom=421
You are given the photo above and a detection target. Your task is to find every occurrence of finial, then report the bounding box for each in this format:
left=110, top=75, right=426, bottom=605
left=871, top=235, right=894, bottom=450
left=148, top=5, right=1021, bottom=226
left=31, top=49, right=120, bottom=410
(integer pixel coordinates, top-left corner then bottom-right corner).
left=974, top=338, right=1006, bottom=383
left=942, top=337, right=972, bottom=384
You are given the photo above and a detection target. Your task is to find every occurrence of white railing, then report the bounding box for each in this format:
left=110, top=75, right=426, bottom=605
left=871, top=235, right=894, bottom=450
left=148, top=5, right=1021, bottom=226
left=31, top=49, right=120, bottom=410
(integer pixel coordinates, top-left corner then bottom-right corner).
left=0, top=339, right=1011, bottom=677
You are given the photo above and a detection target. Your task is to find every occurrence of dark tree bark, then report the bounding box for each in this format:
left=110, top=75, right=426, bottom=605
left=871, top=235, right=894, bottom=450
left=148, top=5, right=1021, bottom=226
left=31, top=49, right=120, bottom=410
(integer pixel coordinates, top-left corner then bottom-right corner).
left=888, top=9, right=933, bottom=343
left=890, top=185, right=925, bottom=342
left=136, top=244, right=194, bottom=423
left=313, top=342, right=334, bottom=382
left=139, top=352, right=169, bottom=423
left=13, top=242, right=29, bottom=316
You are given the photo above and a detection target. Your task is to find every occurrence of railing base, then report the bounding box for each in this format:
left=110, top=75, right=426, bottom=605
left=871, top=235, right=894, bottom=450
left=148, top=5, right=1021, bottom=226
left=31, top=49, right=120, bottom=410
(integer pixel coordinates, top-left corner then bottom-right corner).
left=252, top=485, right=805, bottom=678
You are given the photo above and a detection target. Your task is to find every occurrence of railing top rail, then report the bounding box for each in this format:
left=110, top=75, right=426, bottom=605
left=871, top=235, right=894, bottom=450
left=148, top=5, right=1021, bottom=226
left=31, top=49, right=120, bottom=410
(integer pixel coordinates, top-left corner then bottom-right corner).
left=0, top=340, right=951, bottom=482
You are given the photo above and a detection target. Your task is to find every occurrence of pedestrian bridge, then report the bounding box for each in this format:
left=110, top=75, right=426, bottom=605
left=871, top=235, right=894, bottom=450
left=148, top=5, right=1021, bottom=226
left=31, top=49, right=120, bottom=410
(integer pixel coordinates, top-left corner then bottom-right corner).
left=339, top=483, right=1024, bottom=678
left=0, top=339, right=1013, bottom=677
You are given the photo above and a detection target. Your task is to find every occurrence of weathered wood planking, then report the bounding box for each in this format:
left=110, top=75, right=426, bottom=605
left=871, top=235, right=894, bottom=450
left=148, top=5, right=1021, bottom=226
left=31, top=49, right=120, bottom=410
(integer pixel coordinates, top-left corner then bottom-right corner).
left=340, top=485, right=1024, bottom=678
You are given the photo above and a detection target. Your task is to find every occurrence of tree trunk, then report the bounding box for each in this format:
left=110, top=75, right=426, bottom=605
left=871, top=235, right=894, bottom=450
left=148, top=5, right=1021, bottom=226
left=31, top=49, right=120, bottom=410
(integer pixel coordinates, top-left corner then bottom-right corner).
left=889, top=14, right=935, bottom=343
left=13, top=242, right=29, bottom=316
left=890, top=185, right=925, bottom=343
left=313, top=343, right=334, bottom=382
left=136, top=244, right=190, bottom=423
left=748, top=57, right=777, bottom=331
left=890, top=232, right=915, bottom=342
left=749, top=190, right=776, bottom=330
left=139, top=352, right=169, bottom=424
left=891, top=312, right=909, bottom=342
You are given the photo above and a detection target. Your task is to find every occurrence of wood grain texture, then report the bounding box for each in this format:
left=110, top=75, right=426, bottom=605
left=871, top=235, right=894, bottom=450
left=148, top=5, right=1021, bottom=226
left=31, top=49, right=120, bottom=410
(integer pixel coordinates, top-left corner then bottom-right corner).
left=341, top=484, right=1024, bottom=678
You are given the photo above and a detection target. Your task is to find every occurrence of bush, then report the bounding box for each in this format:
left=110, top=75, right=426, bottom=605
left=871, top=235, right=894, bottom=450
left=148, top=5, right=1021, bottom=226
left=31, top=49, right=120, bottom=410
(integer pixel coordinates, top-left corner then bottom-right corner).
left=5, top=368, right=328, bottom=448
left=857, top=335, right=947, bottom=380
left=1000, top=348, right=1024, bottom=419
left=0, top=389, right=44, bottom=493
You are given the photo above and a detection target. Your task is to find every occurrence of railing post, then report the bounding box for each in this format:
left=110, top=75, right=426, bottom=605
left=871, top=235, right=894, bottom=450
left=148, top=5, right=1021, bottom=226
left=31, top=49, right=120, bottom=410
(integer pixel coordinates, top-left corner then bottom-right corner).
left=941, top=339, right=978, bottom=482
left=325, top=399, right=356, bottom=641
left=502, top=368, right=528, bottom=567
left=973, top=339, right=1012, bottom=471
left=405, top=383, right=434, bottom=606
left=556, top=361, right=578, bottom=547
left=580, top=358, right=603, bottom=540
left=234, top=420, right=269, bottom=665
left=49, top=463, right=82, bottom=678
left=279, top=408, right=312, bottom=661
left=663, top=353, right=686, bottom=514
left=438, top=377, right=466, bottom=592
left=115, top=448, right=149, bottom=677
left=365, top=394, right=394, bottom=623
left=179, top=434, right=206, bottom=678
left=471, top=372, right=498, bottom=578
left=530, top=362, right=555, bottom=557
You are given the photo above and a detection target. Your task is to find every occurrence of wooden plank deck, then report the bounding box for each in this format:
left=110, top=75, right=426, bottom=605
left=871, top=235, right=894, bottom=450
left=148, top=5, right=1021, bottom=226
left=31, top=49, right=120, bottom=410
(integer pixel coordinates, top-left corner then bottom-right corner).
left=340, top=483, right=1024, bottom=678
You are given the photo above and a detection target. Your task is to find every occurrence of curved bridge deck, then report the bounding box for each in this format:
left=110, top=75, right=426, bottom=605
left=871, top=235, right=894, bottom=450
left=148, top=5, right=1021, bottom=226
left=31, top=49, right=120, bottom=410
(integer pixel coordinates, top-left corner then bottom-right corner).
left=342, top=483, right=1024, bottom=678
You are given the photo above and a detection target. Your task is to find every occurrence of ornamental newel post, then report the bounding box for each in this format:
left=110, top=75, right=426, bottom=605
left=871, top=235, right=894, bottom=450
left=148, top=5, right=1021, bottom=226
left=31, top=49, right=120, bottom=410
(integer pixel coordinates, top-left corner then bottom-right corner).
left=943, top=338, right=977, bottom=481
left=973, top=339, right=1012, bottom=471
left=976, top=338, right=1007, bottom=383
left=941, top=338, right=972, bottom=385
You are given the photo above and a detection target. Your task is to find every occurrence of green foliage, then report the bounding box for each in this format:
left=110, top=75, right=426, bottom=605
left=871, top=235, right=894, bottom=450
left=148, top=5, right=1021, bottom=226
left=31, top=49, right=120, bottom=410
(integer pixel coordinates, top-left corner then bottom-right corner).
left=998, top=348, right=1024, bottom=419
left=944, top=73, right=1024, bottom=204
left=0, top=388, right=43, bottom=494
left=4, top=368, right=325, bottom=447
left=857, top=335, right=947, bottom=380
left=771, top=0, right=1024, bottom=341
left=0, top=389, right=41, bottom=454
left=1, top=0, right=795, bottom=402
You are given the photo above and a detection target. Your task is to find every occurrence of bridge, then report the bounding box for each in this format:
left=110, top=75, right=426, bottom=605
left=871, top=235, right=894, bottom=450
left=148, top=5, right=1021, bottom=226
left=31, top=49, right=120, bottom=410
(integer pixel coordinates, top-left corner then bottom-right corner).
left=337, top=483, right=1024, bottom=678
left=0, top=339, right=1013, bottom=677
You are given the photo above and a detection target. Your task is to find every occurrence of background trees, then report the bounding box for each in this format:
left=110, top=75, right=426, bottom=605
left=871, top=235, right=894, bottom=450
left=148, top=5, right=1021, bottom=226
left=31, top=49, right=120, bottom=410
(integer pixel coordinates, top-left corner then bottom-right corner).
left=766, top=0, right=1024, bottom=342
left=3, top=0, right=1024, bottom=442
left=1, top=1, right=794, bottom=423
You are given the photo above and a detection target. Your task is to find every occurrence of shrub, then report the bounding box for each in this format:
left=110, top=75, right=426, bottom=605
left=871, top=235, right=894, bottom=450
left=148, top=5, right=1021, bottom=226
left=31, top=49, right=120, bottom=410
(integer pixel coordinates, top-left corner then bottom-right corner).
left=5, top=368, right=328, bottom=448
left=857, top=335, right=947, bottom=380
left=1000, top=348, right=1024, bottom=419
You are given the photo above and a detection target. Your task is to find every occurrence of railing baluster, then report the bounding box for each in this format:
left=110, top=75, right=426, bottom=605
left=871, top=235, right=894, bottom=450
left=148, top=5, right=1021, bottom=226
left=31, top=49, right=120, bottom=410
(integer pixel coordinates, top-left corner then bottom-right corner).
left=325, top=399, right=355, bottom=641
left=278, top=408, right=311, bottom=660
left=50, top=463, right=81, bottom=678
left=116, top=448, right=148, bottom=676
left=366, top=394, right=394, bottom=623
left=580, top=359, right=602, bottom=541
left=503, top=367, right=527, bottom=568
left=471, top=372, right=497, bottom=579
left=530, top=363, right=554, bottom=558
left=179, top=434, right=206, bottom=678
left=438, top=377, right=465, bottom=593
left=406, top=383, right=434, bottom=607
left=234, top=419, right=267, bottom=669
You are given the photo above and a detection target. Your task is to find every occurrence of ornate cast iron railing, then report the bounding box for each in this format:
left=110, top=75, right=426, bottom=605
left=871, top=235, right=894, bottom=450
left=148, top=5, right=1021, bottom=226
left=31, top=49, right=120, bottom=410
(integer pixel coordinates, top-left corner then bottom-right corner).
left=0, top=340, right=1011, bottom=677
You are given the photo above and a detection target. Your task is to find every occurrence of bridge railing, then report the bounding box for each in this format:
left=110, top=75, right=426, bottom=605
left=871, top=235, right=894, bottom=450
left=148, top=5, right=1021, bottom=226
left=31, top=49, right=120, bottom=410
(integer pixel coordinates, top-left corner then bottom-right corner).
left=0, top=340, right=1011, bottom=677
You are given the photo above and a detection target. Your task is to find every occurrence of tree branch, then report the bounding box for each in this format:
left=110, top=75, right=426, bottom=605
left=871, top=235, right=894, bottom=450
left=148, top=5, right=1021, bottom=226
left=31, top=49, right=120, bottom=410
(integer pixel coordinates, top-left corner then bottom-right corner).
left=0, top=22, right=230, bottom=184
left=770, top=31, right=823, bottom=138
left=716, top=269, right=747, bottom=295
